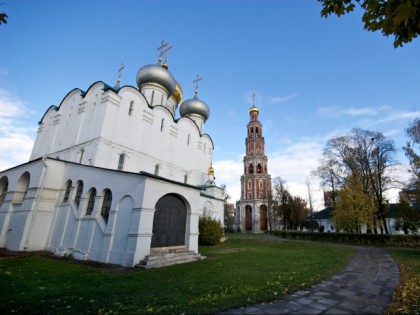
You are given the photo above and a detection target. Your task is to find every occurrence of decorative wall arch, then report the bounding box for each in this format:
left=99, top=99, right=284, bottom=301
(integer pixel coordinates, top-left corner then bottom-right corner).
left=203, top=200, right=214, bottom=217
left=14, top=172, right=30, bottom=203
left=0, top=176, right=8, bottom=207
left=111, top=195, right=134, bottom=254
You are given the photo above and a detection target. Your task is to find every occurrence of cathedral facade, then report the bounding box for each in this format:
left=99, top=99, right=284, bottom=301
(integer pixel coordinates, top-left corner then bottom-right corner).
left=236, top=103, right=272, bottom=232
left=0, top=46, right=224, bottom=267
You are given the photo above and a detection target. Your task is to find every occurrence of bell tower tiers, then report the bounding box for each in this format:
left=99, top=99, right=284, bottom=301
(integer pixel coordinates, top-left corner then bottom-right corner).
left=236, top=97, right=272, bottom=232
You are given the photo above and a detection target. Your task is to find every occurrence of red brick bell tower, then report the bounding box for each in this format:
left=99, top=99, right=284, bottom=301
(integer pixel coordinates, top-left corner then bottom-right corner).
left=236, top=97, right=272, bottom=232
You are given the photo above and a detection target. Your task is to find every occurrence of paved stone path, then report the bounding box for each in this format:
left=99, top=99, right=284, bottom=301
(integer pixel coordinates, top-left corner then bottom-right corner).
left=219, top=246, right=400, bottom=314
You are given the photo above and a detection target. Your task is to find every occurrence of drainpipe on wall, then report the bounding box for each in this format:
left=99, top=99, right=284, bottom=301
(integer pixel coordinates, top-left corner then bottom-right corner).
left=24, top=156, right=48, bottom=250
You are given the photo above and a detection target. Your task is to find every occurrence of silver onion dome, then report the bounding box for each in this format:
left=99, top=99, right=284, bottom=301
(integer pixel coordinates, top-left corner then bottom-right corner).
left=179, top=94, right=210, bottom=121
left=136, top=64, right=177, bottom=95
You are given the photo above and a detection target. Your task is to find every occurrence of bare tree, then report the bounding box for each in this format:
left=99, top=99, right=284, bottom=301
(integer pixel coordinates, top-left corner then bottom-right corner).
left=272, top=177, right=291, bottom=230
left=403, top=118, right=420, bottom=200
left=306, top=178, right=316, bottom=231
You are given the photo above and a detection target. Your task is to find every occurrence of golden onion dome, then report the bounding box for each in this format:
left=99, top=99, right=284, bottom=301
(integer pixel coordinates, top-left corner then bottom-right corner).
left=208, top=163, right=214, bottom=175
left=248, top=105, right=259, bottom=113
left=172, top=81, right=183, bottom=104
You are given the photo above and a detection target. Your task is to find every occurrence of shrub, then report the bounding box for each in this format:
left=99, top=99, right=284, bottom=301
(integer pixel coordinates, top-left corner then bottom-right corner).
left=199, top=215, right=224, bottom=246
left=269, top=230, right=420, bottom=246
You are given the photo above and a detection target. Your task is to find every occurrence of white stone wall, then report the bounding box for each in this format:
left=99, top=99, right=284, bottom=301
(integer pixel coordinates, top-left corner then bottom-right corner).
left=0, top=158, right=224, bottom=266
left=30, top=82, right=213, bottom=187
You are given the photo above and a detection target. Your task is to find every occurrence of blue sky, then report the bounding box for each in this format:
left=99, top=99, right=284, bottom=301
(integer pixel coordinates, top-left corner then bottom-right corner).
left=1, top=0, right=419, bottom=209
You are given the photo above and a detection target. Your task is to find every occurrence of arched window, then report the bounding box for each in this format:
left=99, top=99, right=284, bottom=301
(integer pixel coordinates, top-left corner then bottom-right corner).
left=151, top=90, right=155, bottom=105
left=101, top=189, right=112, bottom=224
left=0, top=177, right=8, bottom=207
left=63, top=180, right=72, bottom=202
left=74, top=180, right=83, bottom=208
left=118, top=154, right=125, bottom=171
left=257, top=163, right=262, bottom=173
left=86, top=188, right=97, bottom=215
left=249, top=164, right=254, bottom=174
left=154, top=164, right=159, bottom=175
left=256, top=127, right=259, bottom=135
left=187, top=134, right=190, bottom=145
left=79, top=148, right=85, bottom=164
left=128, top=101, right=134, bottom=115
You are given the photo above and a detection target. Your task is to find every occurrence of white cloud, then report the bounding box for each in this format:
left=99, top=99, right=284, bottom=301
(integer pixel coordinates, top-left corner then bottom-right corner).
left=318, top=105, right=391, bottom=118
left=268, top=93, right=299, bottom=105
left=268, top=139, right=325, bottom=210
left=0, top=89, right=36, bottom=171
left=213, top=157, right=244, bottom=203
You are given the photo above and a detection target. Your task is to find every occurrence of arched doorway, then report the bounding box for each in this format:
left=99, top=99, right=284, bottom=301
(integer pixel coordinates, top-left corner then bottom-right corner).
left=245, top=205, right=252, bottom=231
left=260, top=205, right=268, bottom=231
left=151, top=194, right=187, bottom=248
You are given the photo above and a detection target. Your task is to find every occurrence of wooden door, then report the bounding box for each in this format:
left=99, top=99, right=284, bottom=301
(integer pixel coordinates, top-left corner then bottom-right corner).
left=151, top=194, right=186, bottom=247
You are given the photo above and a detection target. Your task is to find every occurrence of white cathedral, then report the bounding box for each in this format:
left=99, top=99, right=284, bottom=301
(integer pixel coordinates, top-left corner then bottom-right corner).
left=0, top=44, right=225, bottom=267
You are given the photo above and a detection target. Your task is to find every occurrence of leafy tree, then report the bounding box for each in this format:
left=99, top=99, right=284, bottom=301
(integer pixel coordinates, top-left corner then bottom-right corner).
left=393, top=199, right=420, bottom=234
left=0, top=3, right=7, bottom=25
left=403, top=118, right=420, bottom=201
left=287, top=196, right=309, bottom=230
left=315, top=128, right=397, bottom=233
left=221, top=184, right=234, bottom=233
left=333, top=176, right=376, bottom=233
left=0, top=12, right=7, bottom=25
left=272, top=177, right=308, bottom=230
left=318, top=0, right=420, bottom=47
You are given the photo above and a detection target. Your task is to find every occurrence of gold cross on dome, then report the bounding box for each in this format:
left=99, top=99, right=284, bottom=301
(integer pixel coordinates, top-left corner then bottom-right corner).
left=117, top=63, right=124, bottom=80
left=252, top=91, right=256, bottom=106
left=115, top=63, right=125, bottom=88
left=193, top=74, right=202, bottom=94
left=157, top=40, right=169, bottom=63
left=162, top=44, right=173, bottom=64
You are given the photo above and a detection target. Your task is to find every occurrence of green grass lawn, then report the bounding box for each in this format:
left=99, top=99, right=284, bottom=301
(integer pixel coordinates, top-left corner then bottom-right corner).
left=0, top=234, right=353, bottom=314
left=386, top=248, right=420, bottom=315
